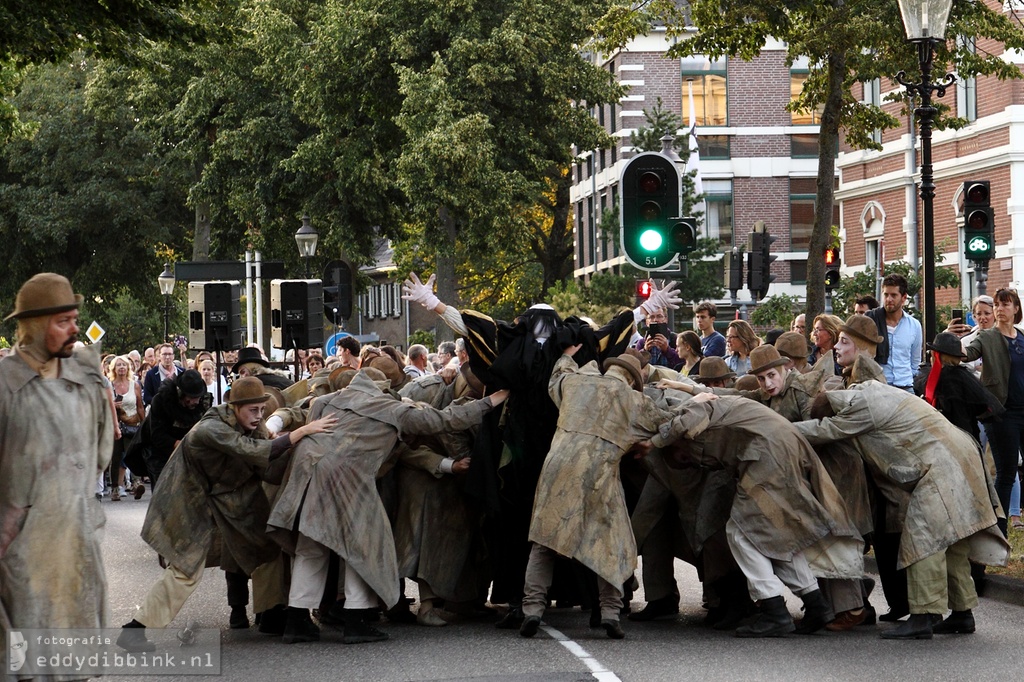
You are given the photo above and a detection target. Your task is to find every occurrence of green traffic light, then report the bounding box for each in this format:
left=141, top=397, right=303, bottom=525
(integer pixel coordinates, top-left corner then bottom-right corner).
left=639, top=228, right=663, bottom=252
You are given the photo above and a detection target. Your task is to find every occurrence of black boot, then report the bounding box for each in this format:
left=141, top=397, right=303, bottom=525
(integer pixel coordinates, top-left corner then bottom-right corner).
left=519, top=615, right=541, bottom=638
left=257, top=605, right=287, bottom=635
left=735, top=596, right=795, bottom=638
left=601, top=619, right=626, bottom=639
left=282, top=607, right=320, bottom=644
left=794, top=589, right=835, bottom=635
left=495, top=604, right=525, bottom=629
left=880, top=613, right=934, bottom=640
left=711, top=587, right=757, bottom=631
left=117, top=620, right=155, bottom=653
left=343, top=609, right=389, bottom=644
left=229, top=605, right=249, bottom=629
left=932, top=609, right=975, bottom=634
left=626, top=595, right=679, bottom=622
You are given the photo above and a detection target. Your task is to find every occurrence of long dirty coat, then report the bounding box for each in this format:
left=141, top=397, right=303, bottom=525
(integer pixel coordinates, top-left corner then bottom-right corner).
left=652, top=396, right=863, bottom=578
left=795, top=381, right=1010, bottom=569
left=528, top=355, right=670, bottom=587
left=141, top=404, right=283, bottom=576
left=268, top=371, right=496, bottom=608
left=0, top=346, right=113, bottom=678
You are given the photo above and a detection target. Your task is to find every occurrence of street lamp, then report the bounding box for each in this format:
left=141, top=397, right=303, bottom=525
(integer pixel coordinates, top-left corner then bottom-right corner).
left=294, top=214, right=319, bottom=278
left=158, top=263, right=175, bottom=342
left=896, top=0, right=955, bottom=350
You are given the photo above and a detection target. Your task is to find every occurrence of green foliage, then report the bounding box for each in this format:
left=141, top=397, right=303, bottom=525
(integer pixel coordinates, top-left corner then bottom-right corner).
left=0, top=56, right=191, bottom=343
left=407, top=328, right=436, bottom=351
left=82, top=290, right=172, bottom=356
left=547, top=273, right=634, bottom=326
left=750, top=293, right=802, bottom=329
left=629, top=97, right=686, bottom=155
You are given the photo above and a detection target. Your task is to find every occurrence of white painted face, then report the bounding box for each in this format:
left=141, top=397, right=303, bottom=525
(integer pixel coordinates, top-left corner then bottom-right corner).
left=835, top=332, right=859, bottom=368
left=756, top=367, right=787, bottom=396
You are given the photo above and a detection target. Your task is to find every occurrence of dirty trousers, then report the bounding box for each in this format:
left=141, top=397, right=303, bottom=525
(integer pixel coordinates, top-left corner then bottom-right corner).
left=288, top=533, right=375, bottom=610
left=907, top=538, right=978, bottom=615
left=726, top=518, right=816, bottom=602
left=522, top=543, right=623, bottom=621
left=134, top=564, right=205, bottom=628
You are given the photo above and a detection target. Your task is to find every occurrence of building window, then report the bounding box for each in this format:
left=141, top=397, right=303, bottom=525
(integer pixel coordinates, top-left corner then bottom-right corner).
left=587, top=195, right=596, bottom=266
left=790, top=66, right=824, bottom=125
left=862, top=78, right=883, bottom=145
left=699, top=135, right=730, bottom=159
left=790, top=261, right=807, bottom=285
left=956, top=38, right=977, bottom=123
left=790, top=177, right=839, bottom=252
left=791, top=133, right=838, bottom=159
left=392, top=282, right=403, bottom=318
left=680, top=56, right=727, bottom=127
left=704, top=180, right=734, bottom=247
left=611, top=186, right=620, bottom=258
left=576, top=200, right=585, bottom=268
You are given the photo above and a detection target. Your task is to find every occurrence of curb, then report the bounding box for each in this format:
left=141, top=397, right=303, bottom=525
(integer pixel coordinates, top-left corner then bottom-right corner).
left=864, top=556, right=1024, bottom=608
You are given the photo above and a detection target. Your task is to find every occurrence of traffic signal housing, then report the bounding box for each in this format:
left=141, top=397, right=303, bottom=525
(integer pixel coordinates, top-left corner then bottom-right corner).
left=963, top=180, right=994, bottom=262
left=746, top=223, right=777, bottom=300
left=825, top=247, right=841, bottom=289
left=636, top=279, right=653, bottom=300
left=724, top=248, right=744, bottom=292
left=620, top=152, right=682, bottom=270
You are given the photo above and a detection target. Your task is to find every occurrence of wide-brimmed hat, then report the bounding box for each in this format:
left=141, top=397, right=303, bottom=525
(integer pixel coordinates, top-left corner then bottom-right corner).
left=6, top=273, right=84, bottom=321
left=264, top=386, right=287, bottom=414
left=840, top=314, right=884, bottom=345
left=329, top=366, right=357, bottom=392
left=748, top=345, right=790, bottom=376
left=603, top=351, right=646, bottom=392
left=365, top=354, right=406, bottom=389
left=775, top=331, right=810, bottom=360
left=231, top=347, right=270, bottom=374
left=226, top=376, right=273, bottom=405
left=927, top=331, right=966, bottom=359
left=734, top=374, right=761, bottom=391
left=694, top=356, right=735, bottom=383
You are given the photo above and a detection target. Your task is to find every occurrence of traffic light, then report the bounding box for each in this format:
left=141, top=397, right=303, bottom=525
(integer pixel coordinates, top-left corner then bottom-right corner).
left=636, top=279, right=653, bottom=300
left=323, top=260, right=354, bottom=323
left=825, top=247, right=841, bottom=289
left=620, top=152, right=682, bottom=270
left=671, top=217, right=699, bottom=257
left=724, top=248, right=743, bottom=291
left=746, top=223, right=777, bottom=300
left=963, top=180, right=994, bottom=261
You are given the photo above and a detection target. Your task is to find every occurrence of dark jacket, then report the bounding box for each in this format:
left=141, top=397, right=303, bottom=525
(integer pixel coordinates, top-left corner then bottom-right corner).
left=865, top=307, right=889, bottom=366
left=913, top=363, right=1004, bottom=442
left=145, top=378, right=212, bottom=485
left=143, top=364, right=181, bottom=405
left=963, top=326, right=1022, bottom=406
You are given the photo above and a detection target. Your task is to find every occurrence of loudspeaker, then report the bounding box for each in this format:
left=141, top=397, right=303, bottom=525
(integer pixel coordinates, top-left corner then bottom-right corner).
left=271, top=279, right=324, bottom=351
left=188, top=281, right=243, bottom=351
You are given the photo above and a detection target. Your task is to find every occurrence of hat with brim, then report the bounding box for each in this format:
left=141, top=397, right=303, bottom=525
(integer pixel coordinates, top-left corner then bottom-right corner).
left=231, top=347, right=271, bottom=374
left=748, top=345, right=790, bottom=376
left=366, top=354, right=406, bottom=389
left=926, top=331, right=966, bottom=359
left=329, top=366, right=357, bottom=392
left=775, top=331, right=810, bottom=361
left=6, top=273, right=84, bottom=321
left=177, top=369, right=208, bottom=398
left=840, top=315, right=884, bottom=345
left=603, top=353, right=645, bottom=392
left=694, top=356, right=735, bottom=383
left=226, top=376, right=273, bottom=405
left=264, top=386, right=287, bottom=414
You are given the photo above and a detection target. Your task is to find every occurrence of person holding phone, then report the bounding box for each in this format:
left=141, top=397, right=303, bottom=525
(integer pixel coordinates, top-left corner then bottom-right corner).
left=634, top=307, right=679, bottom=368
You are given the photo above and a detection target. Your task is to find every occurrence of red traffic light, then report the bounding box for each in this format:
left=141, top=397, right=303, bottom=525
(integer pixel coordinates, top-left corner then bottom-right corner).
left=965, top=182, right=990, bottom=205
left=636, top=280, right=653, bottom=299
left=825, top=247, right=839, bottom=266
left=638, top=171, right=664, bottom=194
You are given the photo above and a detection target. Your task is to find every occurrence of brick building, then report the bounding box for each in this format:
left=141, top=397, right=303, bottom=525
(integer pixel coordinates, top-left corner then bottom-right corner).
left=571, top=31, right=836, bottom=304
left=838, top=16, right=1024, bottom=304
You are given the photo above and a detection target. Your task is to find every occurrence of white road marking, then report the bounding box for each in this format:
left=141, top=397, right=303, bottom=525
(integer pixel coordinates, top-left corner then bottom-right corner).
left=540, top=623, right=624, bottom=682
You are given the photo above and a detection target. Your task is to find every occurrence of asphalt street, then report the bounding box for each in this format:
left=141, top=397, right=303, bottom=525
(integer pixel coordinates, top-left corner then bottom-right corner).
left=100, top=495, right=1024, bottom=682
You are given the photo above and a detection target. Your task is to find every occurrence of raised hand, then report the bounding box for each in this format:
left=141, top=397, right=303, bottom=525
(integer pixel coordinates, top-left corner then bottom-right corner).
left=401, top=272, right=441, bottom=311
left=642, top=280, right=682, bottom=315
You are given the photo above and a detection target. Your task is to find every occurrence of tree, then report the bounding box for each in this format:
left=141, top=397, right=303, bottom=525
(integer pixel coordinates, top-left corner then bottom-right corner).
left=0, top=57, right=191, bottom=341
left=596, top=0, right=1024, bottom=337
left=0, top=0, right=212, bottom=144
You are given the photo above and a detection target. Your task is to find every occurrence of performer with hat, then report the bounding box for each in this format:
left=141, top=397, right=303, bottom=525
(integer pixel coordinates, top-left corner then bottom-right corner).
left=520, top=347, right=671, bottom=639
left=232, top=346, right=294, bottom=390
left=117, top=377, right=336, bottom=652
left=1, top=273, right=114, bottom=668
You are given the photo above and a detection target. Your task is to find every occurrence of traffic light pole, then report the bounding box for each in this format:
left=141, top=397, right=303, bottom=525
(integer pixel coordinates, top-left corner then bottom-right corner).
left=976, top=261, right=989, bottom=296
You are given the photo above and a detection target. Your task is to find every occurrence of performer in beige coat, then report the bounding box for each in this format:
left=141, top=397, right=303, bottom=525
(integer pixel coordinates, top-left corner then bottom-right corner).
left=1, top=274, right=113, bottom=679
left=520, top=349, right=670, bottom=640
left=797, top=381, right=1010, bottom=639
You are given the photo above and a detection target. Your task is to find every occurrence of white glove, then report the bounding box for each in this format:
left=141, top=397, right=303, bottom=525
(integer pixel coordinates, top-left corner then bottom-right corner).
left=401, top=272, right=440, bottom=311
left=641, top=280, right=682, bottom=316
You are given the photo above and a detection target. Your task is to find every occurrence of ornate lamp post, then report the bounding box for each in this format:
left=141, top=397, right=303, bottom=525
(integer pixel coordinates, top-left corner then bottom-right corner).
left=158, top=263, right=175, bottom=341
left=294, top=214, right=319, bottom=278
left=895, top=0, right=955, bottom=349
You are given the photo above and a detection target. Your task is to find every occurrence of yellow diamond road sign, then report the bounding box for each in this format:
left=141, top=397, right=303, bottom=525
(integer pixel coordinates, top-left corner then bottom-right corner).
left=86, top=321, right=105, bottom=344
